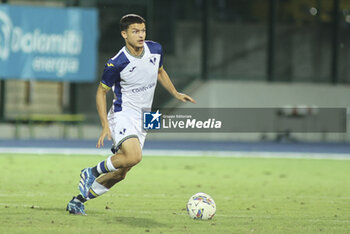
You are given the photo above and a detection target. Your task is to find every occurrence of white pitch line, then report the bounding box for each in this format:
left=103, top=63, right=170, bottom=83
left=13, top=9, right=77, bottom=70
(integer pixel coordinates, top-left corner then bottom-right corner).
left=0, top=147, right=350, bottom=160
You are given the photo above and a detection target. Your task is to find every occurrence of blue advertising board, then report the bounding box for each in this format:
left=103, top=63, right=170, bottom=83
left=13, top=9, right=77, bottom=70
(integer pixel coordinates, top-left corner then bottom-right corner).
left=0, top=4, right=98, bottom=82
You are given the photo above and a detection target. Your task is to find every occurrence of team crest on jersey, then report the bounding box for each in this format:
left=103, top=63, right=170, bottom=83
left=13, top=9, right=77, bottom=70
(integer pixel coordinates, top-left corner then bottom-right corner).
left=149, top=56, right=157, bottom=65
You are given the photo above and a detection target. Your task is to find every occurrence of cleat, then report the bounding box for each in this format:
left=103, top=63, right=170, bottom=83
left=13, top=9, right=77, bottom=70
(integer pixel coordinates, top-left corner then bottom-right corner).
left=79, top=168, right=96, bottom=198
left=66, top=197, right=86, bottom=215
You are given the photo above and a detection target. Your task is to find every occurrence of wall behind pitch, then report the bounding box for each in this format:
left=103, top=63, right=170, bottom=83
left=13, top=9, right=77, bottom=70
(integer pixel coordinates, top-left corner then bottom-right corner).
left=176, top=80, right=350, bottom=108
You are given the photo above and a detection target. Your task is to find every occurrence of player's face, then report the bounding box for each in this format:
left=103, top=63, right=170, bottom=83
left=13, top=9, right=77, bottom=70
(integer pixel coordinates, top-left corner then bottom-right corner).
left=122, top=23, right=146, bottom=48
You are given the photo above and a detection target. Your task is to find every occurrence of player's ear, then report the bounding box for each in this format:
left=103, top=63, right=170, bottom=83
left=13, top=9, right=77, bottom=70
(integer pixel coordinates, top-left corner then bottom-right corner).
left=121, top=30, right=127, bottom=39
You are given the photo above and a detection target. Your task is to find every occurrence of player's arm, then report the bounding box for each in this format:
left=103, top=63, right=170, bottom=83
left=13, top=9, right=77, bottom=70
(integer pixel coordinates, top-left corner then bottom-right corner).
left=157, top=66, right=196, bottom=103
left=96, top=83, right=112, bottom=148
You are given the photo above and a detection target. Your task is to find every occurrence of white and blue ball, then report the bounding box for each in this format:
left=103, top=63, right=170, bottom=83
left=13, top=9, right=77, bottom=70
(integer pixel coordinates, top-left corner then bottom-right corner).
left=186, top=192, right=216, bottom=220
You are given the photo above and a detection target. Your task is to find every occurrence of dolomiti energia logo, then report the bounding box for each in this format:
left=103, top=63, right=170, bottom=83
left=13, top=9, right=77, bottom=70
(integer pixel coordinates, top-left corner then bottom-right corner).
left=0, top=9, right=82, bottom=77
left=0, top=5, right=98, bottom=81
left=0, top=11, right=12, bottom=61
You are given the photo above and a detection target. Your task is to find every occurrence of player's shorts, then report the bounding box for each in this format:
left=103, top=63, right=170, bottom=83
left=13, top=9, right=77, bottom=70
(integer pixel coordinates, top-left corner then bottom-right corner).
left=107, top=110, right=146, bottom=154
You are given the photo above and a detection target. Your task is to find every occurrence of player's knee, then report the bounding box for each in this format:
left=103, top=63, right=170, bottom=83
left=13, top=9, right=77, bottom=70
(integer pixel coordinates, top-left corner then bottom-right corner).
left=127, top=151, right=142, bottom=166
left=121, top=138, right=142, bottom=167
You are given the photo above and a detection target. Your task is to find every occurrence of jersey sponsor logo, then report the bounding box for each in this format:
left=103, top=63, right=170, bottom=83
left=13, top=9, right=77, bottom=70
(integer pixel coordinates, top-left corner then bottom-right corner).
left=129, top=66, right=136, bottom=72
left=107, top=63, right=114, bottom=67
left=132, top=82, right=156, bottom=93
left=143, top=110, right=161, bottom=130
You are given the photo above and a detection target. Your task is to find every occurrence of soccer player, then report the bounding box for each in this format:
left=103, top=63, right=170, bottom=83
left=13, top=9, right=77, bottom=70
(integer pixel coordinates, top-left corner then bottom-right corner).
left=66, top=14, right=195, bottom=215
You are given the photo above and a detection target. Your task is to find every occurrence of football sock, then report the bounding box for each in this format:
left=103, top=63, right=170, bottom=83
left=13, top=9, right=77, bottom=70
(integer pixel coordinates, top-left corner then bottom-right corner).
left=87, top=181, right=109, bottom=200
left=74, top=194, right=87, bottom=203
left=93, top=156, right=118, bottom=177
left=91, top=166, right=99, bottom=177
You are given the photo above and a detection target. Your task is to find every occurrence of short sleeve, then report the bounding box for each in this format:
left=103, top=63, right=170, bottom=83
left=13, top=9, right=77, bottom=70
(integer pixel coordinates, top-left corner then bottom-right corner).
left=159, top=45, right=163, bottom=68
left=101, top=63, right=120, bottom=88
left=146, top=41, right=163, bottom=68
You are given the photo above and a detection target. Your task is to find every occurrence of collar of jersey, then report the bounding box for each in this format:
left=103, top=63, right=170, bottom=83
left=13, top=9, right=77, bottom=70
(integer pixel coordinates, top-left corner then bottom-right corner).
left=125, top=46, right=145, bottom=59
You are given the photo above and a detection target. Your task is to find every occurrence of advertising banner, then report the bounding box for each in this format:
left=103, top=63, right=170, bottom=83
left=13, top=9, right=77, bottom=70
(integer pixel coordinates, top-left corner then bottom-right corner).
left=0, top=4, right=98, bottom=82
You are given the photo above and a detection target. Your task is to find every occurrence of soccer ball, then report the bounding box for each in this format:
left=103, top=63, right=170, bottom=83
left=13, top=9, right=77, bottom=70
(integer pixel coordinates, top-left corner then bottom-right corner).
left=186, top=192, right=216, bottom=220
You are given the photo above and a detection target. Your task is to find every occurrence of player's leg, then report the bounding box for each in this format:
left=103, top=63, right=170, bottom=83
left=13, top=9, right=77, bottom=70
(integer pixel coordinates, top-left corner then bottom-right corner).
left=96, top=167, right=132, bottom=188
left=109, top=137, right=142, bottom=168
left=85, top=167, right=131, bottom=200
left=67, top=114, right=145, bottom=215
left=67, top=138, right=140, bottom=214
left=85, top=138, right=141, bottom=199
left=91, top=137, right=141, bottom=175
left=66, top=167, right=131, bottom=215
left=78, top=137, right=141, bottom=198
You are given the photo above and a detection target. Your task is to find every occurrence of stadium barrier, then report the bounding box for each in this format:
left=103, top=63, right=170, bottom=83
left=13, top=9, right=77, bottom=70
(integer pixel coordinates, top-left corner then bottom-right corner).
left=11, top=114, right=85, bottom=139
left=274, top=105, right=319, bottom=142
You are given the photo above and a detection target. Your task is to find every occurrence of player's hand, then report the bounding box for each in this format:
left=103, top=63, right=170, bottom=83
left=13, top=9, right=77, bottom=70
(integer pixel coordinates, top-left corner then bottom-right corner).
left=175, top=92, right=196, bottom=104
left=96, top=126, right=112, bottom=148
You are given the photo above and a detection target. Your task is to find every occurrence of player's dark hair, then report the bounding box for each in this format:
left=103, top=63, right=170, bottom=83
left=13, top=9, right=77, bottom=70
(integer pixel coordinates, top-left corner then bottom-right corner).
left=120, top=14, right=146, bottom=31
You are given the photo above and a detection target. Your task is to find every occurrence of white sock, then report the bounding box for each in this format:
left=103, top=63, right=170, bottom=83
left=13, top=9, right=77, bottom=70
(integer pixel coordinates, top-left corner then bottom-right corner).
left=87, top=181, right=109, bottom=200
left=106, top=155, right=117, bottom=171
left=96, top=155, right=118, bottom=174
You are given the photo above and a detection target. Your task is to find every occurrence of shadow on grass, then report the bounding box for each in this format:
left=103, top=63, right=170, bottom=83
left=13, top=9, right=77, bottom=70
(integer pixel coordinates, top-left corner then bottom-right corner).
left=111, top=216, right=169, bottom=228
left=30, top=207, right=84, bottom=214
left=31, top=207, right=169, bottom=228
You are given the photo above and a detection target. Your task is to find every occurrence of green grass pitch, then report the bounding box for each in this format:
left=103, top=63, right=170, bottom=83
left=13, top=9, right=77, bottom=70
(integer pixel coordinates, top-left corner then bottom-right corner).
left=0, top=153, right=349, bottom=233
